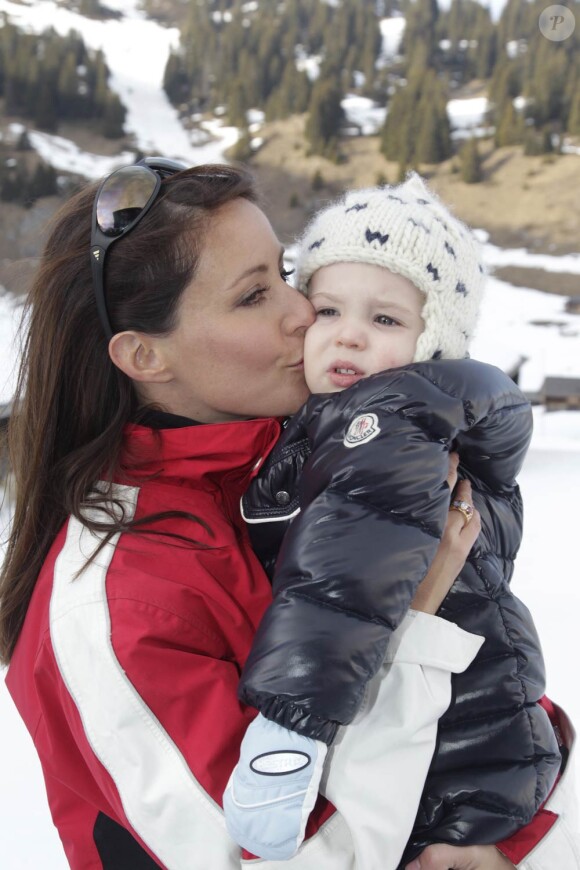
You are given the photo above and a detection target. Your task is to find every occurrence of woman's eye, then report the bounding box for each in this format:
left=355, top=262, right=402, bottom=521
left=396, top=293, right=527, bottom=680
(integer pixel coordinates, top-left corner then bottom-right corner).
left=241, top=286, right=268, bottom=306
left=316, top=307, right=338, bottom=317
left=375, top=314, right=399, bottom=326
left=280, top=268, right=294, bottom=282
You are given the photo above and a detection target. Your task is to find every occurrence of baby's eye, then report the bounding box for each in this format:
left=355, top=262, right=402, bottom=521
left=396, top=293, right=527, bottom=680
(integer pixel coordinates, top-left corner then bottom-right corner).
left=280, top=268, right=294, bottom=282
left=375, top=314, right=399, bottom=326
left=316, top=307, right=338, bottom=317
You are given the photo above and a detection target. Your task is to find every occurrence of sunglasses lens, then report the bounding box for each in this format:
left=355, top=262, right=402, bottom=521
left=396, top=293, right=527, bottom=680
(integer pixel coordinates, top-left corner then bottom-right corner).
left=96, top=166, right=159, bottom=237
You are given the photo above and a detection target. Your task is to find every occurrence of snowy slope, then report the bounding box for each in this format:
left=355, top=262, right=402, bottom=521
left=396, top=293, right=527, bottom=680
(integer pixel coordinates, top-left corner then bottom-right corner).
left=0, top=0, right=239, bottom=167
left=0, top=1, right=521, bottom=176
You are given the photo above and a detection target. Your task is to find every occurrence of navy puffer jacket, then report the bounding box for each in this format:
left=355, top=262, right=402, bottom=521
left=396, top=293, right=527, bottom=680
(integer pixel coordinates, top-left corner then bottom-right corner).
left=239, top=359, right=561, bottom=859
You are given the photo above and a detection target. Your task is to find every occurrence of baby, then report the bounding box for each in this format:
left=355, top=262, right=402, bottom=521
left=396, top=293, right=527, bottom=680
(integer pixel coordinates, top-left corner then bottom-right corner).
left=224, top=175, right=561, bottom=867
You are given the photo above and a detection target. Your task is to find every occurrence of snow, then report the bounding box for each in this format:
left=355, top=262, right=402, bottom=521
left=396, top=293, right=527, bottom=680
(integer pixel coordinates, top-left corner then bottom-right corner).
left=468, top=231, right=580, bottom=392
left=506, top=38, right=527, bottom=58
left=341, top=91, right=494, bottom=142
left=295, top=45, right=322, bottom=82
left=471, top=274, right=580, bottom=393
left=447, top=97, right=494, bottom=141
left=212, top=9, right=232, bottom=23
left=377, top=16, right=405, bottom=66
left=562, top=137, right=580, bottom=156
left=447, top=97, right=489, bottom=129
left=247, top=108, right=265, bottom=126
left=0, top=0, right=239, bottom=168
left=0, top=291, right=23, bottom=405
left=513, top=95, right=529, bottom=113
left=341, top=94, right=387, bottom=136
left=28, top=130, right=136, bottom=179
left=477, top=230, right=580, bottom=274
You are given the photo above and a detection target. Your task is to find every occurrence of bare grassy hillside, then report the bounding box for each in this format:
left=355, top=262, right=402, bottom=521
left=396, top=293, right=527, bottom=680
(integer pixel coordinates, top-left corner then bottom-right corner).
left=247, top=116, right=580, bottom=297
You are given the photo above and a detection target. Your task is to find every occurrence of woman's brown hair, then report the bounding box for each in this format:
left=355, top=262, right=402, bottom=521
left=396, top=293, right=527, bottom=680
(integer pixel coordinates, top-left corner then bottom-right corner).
left=0, top=163, right=257, bottom=663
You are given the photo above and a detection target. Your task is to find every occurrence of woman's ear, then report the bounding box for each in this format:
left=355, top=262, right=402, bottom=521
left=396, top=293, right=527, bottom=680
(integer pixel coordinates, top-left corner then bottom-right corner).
left=108, top=331, right=173, bottom=384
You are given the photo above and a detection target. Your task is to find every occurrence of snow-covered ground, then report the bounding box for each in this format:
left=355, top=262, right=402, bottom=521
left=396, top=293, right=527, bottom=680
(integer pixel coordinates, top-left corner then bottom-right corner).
left=377, top=15, right=406, bottom=66
left=470, top=233, right=580, bottom=393
left=342, top=94, right=387, bottom=136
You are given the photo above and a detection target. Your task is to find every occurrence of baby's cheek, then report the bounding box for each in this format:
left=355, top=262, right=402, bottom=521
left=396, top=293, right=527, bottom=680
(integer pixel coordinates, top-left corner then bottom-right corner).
left=303, top=326, right=320, bottom=369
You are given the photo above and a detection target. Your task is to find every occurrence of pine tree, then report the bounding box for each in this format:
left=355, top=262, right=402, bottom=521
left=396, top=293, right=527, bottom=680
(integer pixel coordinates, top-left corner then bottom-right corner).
left=474, top=15, right=496, bottom=80
left=57, top=50, right=81, bottom=119
left=0, top=161, right=27, bottom=204
left=381, top=67, right=449, bottom=166
left=311, top=168, right=325, bottom=191
left=415, top=72, right=452, bottom=164
left=305, top=79, right=344, bottom=157
left=380, top=86, right=414, bottom=164
left=93, top=50, right=109, bottom=115
left=101, top=93, right=126, bottom=138
left=27, top=161, right=58, bottom=202
left=401, top=0, right=439, bottom=71
left=495, top=100, right=523, bottom=147
left=568, top=89, right=580, bottom=135
left=227, top=79, right=249, bottom=127
left=231, top=126, right=253, bottom=162
left=34, top=79, right=58, bottom=131
left=79, top=0, right=103, bottom=16
left=17, top=130, right=32, bottom=151
left=460, top=138, right=482, bottom=183
left=164, top=50, right=190, bottom=105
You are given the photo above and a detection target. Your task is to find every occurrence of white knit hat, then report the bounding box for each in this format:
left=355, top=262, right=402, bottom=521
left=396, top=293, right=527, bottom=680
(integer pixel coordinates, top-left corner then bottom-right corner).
left=296, top=173, right=485, bottom=362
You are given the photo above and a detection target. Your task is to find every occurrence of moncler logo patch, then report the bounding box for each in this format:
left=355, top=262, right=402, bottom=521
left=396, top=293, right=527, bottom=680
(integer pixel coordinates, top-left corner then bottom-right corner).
left=344, top=413, right=381, bottom=448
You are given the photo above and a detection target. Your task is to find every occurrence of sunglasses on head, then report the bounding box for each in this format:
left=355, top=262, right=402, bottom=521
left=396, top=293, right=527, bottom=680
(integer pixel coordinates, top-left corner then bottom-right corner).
left=90, top=156, right=188, bottom=341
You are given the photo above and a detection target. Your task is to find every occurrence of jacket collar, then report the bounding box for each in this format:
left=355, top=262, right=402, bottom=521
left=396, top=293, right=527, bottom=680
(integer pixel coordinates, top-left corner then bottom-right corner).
left=121, top=417, right=281, bottom=501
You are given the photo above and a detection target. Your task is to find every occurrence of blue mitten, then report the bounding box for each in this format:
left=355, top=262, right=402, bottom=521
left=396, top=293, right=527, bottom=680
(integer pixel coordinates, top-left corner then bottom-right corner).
left=223, top=714, right=327, bottom=860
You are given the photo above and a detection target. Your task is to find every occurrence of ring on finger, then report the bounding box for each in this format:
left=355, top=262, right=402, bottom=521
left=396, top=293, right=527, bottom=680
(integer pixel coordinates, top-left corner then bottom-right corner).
left=449, top=498, right=474, bottom=527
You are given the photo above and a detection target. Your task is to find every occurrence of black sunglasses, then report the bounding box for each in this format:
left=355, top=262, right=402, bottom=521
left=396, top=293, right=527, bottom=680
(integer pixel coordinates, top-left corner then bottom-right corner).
left=90, top=156, right=188, bottom=341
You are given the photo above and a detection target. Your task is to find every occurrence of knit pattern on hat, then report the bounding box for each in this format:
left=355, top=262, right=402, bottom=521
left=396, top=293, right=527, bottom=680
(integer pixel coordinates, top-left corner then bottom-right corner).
left=295, top=173, right=485, bottom=362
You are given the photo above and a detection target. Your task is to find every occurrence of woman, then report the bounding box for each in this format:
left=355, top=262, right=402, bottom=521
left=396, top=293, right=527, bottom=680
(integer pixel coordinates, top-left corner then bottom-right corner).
left=0, top=159, right=573, bottom=869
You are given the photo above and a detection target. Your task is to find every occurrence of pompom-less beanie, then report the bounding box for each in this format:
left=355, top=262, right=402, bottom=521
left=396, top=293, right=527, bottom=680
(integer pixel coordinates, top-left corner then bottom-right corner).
left=295, top=173, right=485, bottom=362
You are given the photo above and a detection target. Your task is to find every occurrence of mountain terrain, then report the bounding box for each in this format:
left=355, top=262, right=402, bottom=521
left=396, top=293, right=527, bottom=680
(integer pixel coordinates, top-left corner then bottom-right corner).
left=0, top=0, right=579, bottom=297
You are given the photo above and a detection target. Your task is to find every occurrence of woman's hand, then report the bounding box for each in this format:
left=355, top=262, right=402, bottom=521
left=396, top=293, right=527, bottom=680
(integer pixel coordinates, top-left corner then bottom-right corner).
left=405, top=844, right=516, bottom=869
left=410, top=456, right=481, bottom=615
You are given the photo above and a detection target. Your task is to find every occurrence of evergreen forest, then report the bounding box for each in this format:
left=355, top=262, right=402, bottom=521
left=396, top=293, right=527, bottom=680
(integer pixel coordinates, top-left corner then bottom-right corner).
left=0, top=20, right=125, bottom=137
left=163, top=0, right=580, bottom=165
left=0, top=18, right=126, bottom=204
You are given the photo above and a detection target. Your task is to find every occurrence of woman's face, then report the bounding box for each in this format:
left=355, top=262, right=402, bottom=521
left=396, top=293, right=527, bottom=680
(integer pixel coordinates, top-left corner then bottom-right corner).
left=157, top=198, right=314, bottom=423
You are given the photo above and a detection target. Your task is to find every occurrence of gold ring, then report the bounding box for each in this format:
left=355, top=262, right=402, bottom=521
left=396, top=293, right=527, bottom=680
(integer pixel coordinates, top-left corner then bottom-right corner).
left=450, top=499, right=474, bottom=527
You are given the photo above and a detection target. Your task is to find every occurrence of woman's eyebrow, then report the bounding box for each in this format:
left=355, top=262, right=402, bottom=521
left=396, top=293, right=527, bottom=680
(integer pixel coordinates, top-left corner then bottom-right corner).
left=227, top=246, right=285, bottom=290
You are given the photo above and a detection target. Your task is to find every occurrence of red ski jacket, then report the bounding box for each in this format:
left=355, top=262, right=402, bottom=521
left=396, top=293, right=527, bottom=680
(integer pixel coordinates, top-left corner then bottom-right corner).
left=6, top=418, right=338, bottom=869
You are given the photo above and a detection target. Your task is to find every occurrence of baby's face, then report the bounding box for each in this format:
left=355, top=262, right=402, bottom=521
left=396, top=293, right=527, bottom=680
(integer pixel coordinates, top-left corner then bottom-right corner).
left=304, top=262, right=425, bottom=394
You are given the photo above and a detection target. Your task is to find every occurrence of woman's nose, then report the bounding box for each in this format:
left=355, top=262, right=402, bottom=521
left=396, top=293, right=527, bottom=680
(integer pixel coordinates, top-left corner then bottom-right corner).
left=282, top=284, right=315, bottom=334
